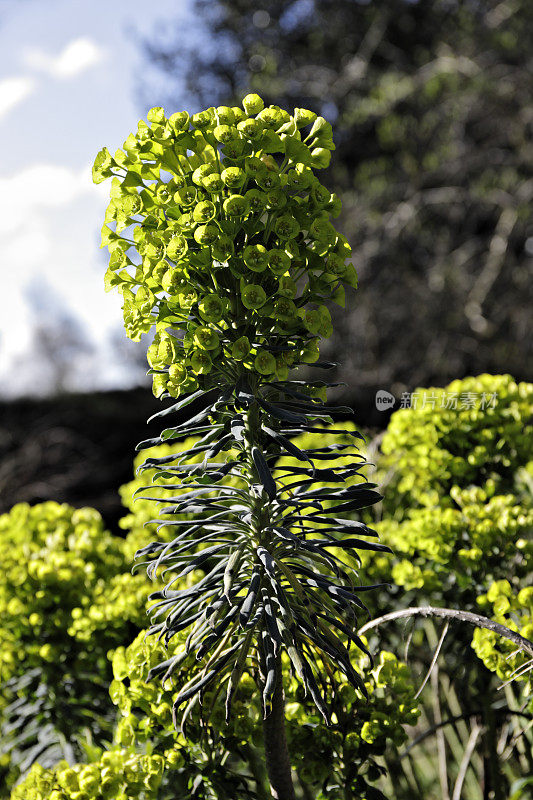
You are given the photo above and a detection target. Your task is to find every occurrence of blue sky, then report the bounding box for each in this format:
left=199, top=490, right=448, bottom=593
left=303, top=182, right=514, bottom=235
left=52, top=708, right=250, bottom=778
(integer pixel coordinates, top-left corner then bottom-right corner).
left=0, top=0, right=193, bottom=396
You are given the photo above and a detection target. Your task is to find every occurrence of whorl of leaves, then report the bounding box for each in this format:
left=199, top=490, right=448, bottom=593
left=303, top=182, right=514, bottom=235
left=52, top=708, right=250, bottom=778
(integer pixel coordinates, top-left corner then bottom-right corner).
left=133, top=377, right=386, bottom=724
left=95, top=95, right=386, bottom=725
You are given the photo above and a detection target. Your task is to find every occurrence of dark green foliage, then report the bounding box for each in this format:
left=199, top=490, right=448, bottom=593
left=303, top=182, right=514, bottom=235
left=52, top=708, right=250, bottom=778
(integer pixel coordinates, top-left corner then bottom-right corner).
left=142, top=0, right=533, bottom=401
left=135, top=374, right=385, bottom=724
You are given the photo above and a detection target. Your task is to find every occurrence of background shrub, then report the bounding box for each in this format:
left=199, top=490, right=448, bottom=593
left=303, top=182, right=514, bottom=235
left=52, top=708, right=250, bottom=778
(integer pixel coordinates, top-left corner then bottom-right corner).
left=0, top=502, right=148, bottom=795
left=357, top=374, right=533, bottom=798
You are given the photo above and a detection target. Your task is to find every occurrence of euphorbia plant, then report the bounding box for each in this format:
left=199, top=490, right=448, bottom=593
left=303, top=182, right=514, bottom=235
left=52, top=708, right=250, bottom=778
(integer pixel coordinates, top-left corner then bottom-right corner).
left=95, top=94, right=387, bottom=798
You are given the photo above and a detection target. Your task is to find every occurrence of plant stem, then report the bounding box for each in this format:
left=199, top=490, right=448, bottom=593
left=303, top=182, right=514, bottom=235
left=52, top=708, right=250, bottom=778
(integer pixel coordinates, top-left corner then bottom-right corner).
left=262, top=654, right=296, bottom=800
left=452, top=722, right=482, bottom=800
left=243, top=396, right=296, bottom=799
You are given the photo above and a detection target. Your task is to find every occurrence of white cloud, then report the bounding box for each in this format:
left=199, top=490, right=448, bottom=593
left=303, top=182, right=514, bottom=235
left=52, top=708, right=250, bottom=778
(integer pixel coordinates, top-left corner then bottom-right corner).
left=0, top=161, right=141, bottom=397
left=0, top=76, right=35, bottom=120
left=24, top=37, right=105, bottom=79
left=0, top=163, right=106, bottom=236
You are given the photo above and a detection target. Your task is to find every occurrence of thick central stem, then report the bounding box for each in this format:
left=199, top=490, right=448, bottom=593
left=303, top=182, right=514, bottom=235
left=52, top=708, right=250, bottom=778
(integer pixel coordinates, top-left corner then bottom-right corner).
left=262, top=654, right=296, bottom=800
left=243, top=398, right=296, bottom=800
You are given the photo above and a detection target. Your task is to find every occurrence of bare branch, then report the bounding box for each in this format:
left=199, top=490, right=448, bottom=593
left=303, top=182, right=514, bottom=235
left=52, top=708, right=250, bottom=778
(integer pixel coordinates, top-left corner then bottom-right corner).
left=414, top=621, right=449, bottom=700
left=358, top=606, right=533, bottom=660
left=432, top=664, right=450, bottom=800
left=400, top=710, right=533, bottom=758
left=452, top=723, right=483, bottom=800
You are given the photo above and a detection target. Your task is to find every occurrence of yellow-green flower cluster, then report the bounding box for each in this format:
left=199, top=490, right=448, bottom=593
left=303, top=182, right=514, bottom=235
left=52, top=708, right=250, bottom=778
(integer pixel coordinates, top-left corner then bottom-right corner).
left=10, top=750, right=167, bottom=800
left=365, top=489, right=533, bottom=596
left=284, top=651, right=419, bottom=789
left=94, top=95, right=357, bottom=399
left=0, top=501, right=160, bottom=796
left=68, top=571, right=151, bottom=643
left=473, top=580, right=533, bottom=702
left=378, top=374, right=532, bottom=513
left=110, top=631, right=198, bottom=750
left=0, top=502, right=125, bottom=687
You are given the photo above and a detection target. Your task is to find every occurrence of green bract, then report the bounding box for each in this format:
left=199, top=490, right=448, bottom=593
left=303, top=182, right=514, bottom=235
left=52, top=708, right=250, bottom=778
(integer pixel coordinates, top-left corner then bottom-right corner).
left=254, top=350, right=277, bottom=374
left=95, top=94, right=351, bottom=389
left=241, top=283, right=267, bottom=309
left=193, top=325, right=219, bottom=350
left=243, top=244, right=268, bottom=272
left=231, top=335, right=251, bottom=360
left=242, top=93, right=264, bottom=115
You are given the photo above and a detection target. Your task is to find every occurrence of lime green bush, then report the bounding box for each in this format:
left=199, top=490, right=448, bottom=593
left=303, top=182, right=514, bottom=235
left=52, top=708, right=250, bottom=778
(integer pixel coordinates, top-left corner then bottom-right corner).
left=379, top=374, right=532, bottom=513
left=9, top=750, right=167, bottom=800
left=362, top=374, right=533, bottom=629
left=0, top=502, right=151, bottom=794
left=354, top=374, right=533, bottom=798
left=363, top=375, right=533, bottom=602
left=0, top=502, right=123, bottom=686
left=284, top=650, right=420, bottom=794
left=0, top=437, right=249, bottom=794
left=369, top=489, right=533, bottom=599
